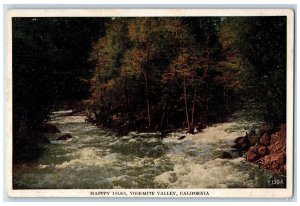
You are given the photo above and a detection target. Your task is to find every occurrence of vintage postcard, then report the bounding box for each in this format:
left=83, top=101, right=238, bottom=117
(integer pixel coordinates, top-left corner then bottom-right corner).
left=6, top=9, right=294, bottom=198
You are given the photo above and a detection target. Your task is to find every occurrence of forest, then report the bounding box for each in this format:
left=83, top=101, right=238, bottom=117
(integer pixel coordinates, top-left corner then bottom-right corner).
left=12, top=16, right=287, bottom=164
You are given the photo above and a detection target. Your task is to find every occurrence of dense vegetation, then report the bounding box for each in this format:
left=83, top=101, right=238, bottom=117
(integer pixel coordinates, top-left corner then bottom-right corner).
left=12, top=17, right=287, bottom=163
left=88, top=17, right=286, bottom=134
left=12, top=17, right=107, bottom=162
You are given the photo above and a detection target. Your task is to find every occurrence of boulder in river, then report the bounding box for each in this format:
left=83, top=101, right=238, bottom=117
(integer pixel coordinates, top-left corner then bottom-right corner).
left=232, top=135, right=250, bottom=152
left=257, top=123, right=273, bottom=137
left=196, top=122, right=207, bottom=132
left=220, top=151, right=233, bottom=159
left=256, top=124, right=286, bottom=175
left=177, top=136, right=186, bottom=140
left=259, top=132, right=271, bottom=146
left=56, top=133, right=72, bottom=141
left=257, top=145, right=268, bottom=157
left=237, top=124, right=286, bottom=175
left=245, top=144, right=269, bottom=162
left=247, top=130, right=260, bottom=146
left=234, top=136, right=244, bottom=144
left=257, top=151, right=286, bottom=175
left=246, top=146, right=261, bottom=162
left=41, top=123, right=60, bottom=133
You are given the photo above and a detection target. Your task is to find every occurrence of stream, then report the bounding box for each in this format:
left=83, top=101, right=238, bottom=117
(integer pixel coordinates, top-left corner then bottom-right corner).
left=13, top=110, right=283, bottom=189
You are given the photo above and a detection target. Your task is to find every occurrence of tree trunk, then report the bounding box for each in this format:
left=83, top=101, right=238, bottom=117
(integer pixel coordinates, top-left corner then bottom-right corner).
left=183, top=76, right=191, bottom=133
left=124, top=77, right=131, bottom=126
left=160, top=101, right=168, bottom=136
left=190, top=86, right=198, bottom=134
left=143, top=71, right=152, bottom=131
left=160, top=77, right=175, bottom=136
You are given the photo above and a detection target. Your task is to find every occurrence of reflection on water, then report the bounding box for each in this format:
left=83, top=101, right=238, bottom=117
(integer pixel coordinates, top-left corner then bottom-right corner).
left=13, top=110, right=285, bottom=189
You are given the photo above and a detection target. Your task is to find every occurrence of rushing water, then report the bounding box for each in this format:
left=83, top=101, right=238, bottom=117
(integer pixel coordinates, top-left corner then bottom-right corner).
left=13, top=110, right=284, bottom=189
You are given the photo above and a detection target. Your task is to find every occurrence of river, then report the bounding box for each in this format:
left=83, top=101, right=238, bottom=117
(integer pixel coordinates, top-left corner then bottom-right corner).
left=13, top=110, right=284, bottom=189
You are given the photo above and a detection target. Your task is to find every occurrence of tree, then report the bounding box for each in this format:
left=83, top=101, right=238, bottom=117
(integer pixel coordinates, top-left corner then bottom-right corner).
left=219, top=17, right=287, bottom=125
left=169, top=47, right=203, bottom=133
left=13, top=17, right=106, bottom=162
left=90, top=16, right=285, bottom=135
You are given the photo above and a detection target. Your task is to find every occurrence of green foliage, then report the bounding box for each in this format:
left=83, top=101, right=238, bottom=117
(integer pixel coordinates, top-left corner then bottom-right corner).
left=89, top=17, right=236, bottom=133
left=219, top=17, right=286, bottom=125
left=13, top=17, right=107, bottom=163
left=13, top=16, right=287, bottom=163
left=90, top=16, right=287, bottom=133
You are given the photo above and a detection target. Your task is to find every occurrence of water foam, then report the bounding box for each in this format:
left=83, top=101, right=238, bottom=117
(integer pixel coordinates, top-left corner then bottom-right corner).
left=14, top=112, right=275, bottom=189
left=49, top=115, right=86, bottom=124
left=155, top=158, right=251, bottom=188
left=55, top=147, right=118, bottom=169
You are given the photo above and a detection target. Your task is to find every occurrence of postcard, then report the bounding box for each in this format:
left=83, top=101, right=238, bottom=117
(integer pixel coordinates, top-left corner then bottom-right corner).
left=6, top=9, right=294, bottom=198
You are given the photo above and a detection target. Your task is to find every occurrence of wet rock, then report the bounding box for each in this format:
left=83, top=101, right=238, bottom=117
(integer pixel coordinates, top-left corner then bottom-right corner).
left=246, top=151, right=258, bottom=162
left=233, top=135, right=249, bottom=151
left=220, top=151, right=233, bottom=159
left=257, top=152, right=286, bottom=175
left=269, top=134, right=286, bottom=154
left=177, top=136, right=186, bottom=140
left=86, top=112, right=96, bottom=123
left=247, top=130, right=260, bottom=146
left=196, top=122, right=207, bottom=132
left=246, top=146, right=259, bottom=162
left=257, top=124, right=286, bottom=175
left=56, top=133, right=72, bottom=141
left=41, top=123, right=60, bottom=133
left=235, top=124, right=286, bottom=175
left=279, top=124, right=286, bottom=136
left=257, top=145, right=268, bottom=157
left=260, top=132, right=271, bottom=146
left=234, top=136, right=244, bottom=144
left=257, top=123, right=273, bottom=137
left=241, top=143, right=250, bottom=151
left=276, top=152, right=286, bottom=165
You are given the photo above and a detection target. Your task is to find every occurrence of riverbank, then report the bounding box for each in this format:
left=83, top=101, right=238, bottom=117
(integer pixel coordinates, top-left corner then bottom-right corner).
left=13, top=111, right=286, bottom=189
left=232, top=124, right=286, bottom=176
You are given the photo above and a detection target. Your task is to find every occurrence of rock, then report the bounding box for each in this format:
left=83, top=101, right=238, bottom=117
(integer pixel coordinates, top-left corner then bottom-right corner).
left=260, top=132, right=271, bottom=146
left=257, top=145, right=268, bottom=157
left=234, top=136, right=244, bottom=144
left=269, top=134, right=286, bottom=154
left=177, top=136, right=186, bottom=140
left=257, top=123, right=272, bottom=137
left=276, top=152, right=286, bottom=165
left=246, top=150, right=258, bottom=162
left=56, top=133, right=72, bottom=141
left=241, top=143, right=250, bottom=151
left=248, top=129, right=256, bottom=136
left=278, top=124, right=286, bottom=139
left=220, top=151, right=233, bottom=159
left=257, top=152, right=286, bottom=175
left=246, top=146, right=264, bottom=162
left=86, top=112, right=96, bottom=123
left=196, top=123, right=207, bottom=132
left=233, top=135, right=249, bottom=151
left=270, top=133, right=279, bottom=145
left=41, top=123, right=60, bottom=133
left=256, top=124, right=286, bottom=175
left=270, top=124, right=286, bottom=145
left=247, top=130, right=260, bottom=146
